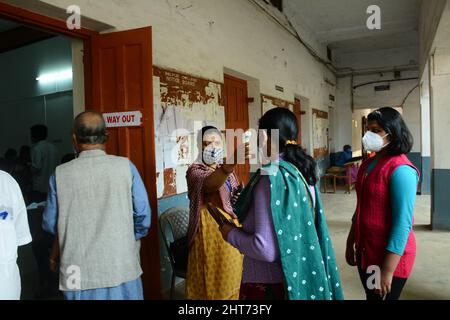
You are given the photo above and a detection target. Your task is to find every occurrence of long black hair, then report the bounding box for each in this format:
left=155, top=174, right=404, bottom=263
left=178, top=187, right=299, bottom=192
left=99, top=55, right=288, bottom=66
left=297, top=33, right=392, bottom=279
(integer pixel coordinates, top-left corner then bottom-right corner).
left=259, top=107, right=317, bottom=185
left=367, top=107, right=413, bottom=155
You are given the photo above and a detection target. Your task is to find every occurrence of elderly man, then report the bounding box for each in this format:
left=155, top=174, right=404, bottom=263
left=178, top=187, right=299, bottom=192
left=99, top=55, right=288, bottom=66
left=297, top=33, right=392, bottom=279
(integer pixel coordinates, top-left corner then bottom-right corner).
left=42, top=111, right=151, bottom=300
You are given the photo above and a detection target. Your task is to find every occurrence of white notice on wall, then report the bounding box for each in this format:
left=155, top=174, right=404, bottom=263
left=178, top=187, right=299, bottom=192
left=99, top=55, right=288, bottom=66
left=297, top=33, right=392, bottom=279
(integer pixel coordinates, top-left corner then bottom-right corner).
left=103, top=111, right=142, bottom=128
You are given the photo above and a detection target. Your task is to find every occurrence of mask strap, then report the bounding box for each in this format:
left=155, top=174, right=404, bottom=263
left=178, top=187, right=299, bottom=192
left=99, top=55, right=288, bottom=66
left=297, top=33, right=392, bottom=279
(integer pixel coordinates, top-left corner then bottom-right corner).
left=381, top=134, right=390, bottom=149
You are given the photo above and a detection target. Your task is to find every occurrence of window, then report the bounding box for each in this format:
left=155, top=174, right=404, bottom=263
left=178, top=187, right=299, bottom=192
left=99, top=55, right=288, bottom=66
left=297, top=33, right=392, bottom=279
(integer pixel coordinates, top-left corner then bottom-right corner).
left=270, top=0, right=283, bottom=12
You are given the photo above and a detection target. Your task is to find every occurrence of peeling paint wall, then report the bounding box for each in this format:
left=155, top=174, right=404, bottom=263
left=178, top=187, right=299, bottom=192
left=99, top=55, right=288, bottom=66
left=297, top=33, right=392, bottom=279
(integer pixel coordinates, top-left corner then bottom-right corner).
left=312, top=109, right=329, bottom=161
left=153, top=67, right=224, bottom=198
left=261, top=94, right=294, bottom=114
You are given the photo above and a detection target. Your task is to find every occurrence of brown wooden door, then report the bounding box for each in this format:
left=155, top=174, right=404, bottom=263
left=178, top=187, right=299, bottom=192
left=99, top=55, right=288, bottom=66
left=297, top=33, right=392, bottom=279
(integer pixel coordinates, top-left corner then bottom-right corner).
left=90, top=27, right=161, bottom=299
left=224, top=74, right=250, bottom=184
left=294, top=98, right=302, bottom=146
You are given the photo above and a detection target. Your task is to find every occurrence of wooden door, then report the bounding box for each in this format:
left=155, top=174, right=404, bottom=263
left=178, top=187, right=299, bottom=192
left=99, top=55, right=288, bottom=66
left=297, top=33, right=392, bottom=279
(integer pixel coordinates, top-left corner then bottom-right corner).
left=90, top=27, right=161, bottom=299
left=294, top=98, right=302, bottom=146
left=224, top=74, right=250, bottom=184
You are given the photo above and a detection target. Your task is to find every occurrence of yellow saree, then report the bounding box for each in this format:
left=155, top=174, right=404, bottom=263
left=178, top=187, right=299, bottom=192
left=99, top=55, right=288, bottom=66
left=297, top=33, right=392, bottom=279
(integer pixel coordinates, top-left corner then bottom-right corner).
left=186, top=206, right=243, bottom=300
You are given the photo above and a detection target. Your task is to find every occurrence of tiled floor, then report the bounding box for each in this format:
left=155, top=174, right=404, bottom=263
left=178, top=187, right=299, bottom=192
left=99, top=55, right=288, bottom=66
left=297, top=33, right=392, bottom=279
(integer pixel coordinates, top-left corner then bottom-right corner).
left=321, top=192, right=450, bottom=300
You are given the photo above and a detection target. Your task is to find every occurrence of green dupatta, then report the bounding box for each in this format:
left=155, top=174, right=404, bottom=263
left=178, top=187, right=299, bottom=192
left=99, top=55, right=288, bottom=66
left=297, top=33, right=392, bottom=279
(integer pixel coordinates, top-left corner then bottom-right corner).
left=234, top=160, right=345, bottom=300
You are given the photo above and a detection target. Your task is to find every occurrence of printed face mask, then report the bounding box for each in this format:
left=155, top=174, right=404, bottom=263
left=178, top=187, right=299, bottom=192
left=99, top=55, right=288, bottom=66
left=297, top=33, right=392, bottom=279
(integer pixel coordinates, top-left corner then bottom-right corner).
left=203, top=144, right=224, bottom=165
left=362, top=131, right=389, bottom=152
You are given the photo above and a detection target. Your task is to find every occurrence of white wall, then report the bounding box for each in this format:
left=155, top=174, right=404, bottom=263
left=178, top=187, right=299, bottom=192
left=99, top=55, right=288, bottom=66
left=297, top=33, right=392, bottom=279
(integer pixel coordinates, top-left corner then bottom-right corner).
left=34, top=0, right=337, bottom=190
left=335, top=71, right=421, bottom=156
left=351, top=108, right=371, bottom=156
left=336, top=47, right=418, bottom=71
left=282, top=0, right=328, bottom=61
left=402, top=89, right=421, bottom=153
left=352, top=71, right=419, bottom=109
left=333, top=37, right=421, bottom=156
left=420, top=62, right=431, bottom=158
left=419, top=0, right=447, bottom=75
left=419, top=0, right=450, bottom=170
left=430, top=50, right=450, bottom=169
left=346, top=70, right=421, bottom=154
left=335, top=76, right=353, bottom=152
left=298, top=95, right=312, bottom=154
left=38, top=0, right=335, bottom=112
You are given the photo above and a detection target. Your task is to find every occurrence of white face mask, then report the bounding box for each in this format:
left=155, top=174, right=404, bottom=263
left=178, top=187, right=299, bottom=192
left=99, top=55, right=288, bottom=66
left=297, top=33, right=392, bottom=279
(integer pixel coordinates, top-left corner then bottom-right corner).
left=362, top=131, right=389, bottom=152
left=202, top=144, right=224, bottom=165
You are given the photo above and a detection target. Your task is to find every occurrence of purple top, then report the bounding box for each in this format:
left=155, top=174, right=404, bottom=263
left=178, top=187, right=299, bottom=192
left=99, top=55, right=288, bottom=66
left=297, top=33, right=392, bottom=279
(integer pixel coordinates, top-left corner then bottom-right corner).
left=227, top=158, right=317, bottom=284
left=227, top=175, right=284, bottom=284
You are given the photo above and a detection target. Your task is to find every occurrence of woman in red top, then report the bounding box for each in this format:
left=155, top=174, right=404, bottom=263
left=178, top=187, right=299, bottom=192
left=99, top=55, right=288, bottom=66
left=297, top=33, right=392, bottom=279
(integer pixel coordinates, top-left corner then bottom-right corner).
left=346, top=107, right=419, bottom=300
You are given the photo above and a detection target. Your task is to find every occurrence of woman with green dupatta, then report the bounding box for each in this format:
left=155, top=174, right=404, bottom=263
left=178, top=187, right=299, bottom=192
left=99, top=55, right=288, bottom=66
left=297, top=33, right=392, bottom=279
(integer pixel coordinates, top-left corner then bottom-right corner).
left=220, top=108, right=344, bottom=300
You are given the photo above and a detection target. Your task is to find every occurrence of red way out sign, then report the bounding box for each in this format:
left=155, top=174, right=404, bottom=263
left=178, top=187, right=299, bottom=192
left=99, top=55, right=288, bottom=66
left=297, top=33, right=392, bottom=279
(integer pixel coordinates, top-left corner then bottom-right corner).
left=103, top=111, right=142, bottom=128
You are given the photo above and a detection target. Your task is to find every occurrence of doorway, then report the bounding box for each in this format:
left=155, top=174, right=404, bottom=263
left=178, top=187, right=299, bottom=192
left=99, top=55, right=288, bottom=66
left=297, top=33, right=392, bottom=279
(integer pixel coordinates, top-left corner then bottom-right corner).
left=0, top=17, right=76, bottom=300
left=0, top=2, right=160, bottom=299
left=0, top=19, right=75, bottom=174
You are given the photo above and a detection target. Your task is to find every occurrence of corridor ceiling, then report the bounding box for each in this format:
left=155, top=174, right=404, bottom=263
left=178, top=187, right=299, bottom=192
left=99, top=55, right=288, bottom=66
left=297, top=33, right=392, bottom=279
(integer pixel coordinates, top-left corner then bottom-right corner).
left=285, top=0, right=421, bottom=56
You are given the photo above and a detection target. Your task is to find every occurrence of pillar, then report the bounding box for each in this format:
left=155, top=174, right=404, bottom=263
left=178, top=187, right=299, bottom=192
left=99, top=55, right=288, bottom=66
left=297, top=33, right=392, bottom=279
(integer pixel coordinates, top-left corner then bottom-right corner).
left=430, top=48, right=450, bottom=230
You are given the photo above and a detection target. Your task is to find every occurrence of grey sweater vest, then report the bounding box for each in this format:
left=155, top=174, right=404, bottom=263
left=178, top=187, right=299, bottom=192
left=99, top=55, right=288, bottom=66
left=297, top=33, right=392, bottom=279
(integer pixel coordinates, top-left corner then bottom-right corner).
left=55, top=150, right=142, bottom=291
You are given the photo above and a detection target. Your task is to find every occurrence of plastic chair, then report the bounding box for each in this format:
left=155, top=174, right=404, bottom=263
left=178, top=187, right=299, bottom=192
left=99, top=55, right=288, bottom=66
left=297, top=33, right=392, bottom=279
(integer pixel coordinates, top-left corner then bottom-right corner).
left=159, top=207, right=189, bottom=299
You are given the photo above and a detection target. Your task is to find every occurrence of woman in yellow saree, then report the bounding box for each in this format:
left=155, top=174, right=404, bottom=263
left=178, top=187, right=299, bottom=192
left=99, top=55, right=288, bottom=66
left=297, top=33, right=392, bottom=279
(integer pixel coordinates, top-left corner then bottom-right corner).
left=186, top=126, right=248, bottom=300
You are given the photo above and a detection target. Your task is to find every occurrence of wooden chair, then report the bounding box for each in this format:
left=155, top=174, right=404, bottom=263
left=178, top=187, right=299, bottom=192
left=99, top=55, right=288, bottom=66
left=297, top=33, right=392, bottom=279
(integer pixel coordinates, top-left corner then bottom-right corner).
left=322, top=166, right=344, bottom=193
left=322, top=161, right=361, bottom=194
left=322, top=173, right=337, bottom=193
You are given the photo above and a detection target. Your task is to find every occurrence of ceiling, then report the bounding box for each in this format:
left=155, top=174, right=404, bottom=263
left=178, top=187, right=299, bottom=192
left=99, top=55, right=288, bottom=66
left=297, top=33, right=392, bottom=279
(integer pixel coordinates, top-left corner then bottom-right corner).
left=284, top=0, right=421, bottom=56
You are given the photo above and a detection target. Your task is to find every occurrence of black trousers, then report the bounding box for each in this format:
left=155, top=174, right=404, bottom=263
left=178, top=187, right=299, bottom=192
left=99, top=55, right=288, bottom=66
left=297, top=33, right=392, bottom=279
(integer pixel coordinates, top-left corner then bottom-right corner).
left=27, top=208, right=59, bottom=298
left=358, top=268, right=407, bottom=300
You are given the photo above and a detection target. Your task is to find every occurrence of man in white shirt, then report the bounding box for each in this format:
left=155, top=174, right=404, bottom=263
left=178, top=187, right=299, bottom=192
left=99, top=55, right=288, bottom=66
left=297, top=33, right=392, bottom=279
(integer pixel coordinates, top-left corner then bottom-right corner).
left=30, top=125, right=59, bottom=202
left=0, top=170, right=32, bottom=300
